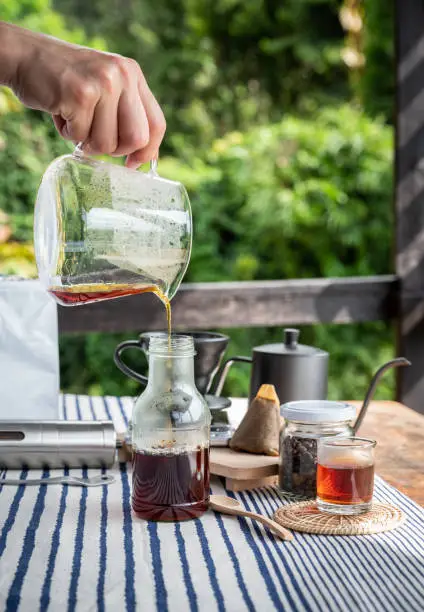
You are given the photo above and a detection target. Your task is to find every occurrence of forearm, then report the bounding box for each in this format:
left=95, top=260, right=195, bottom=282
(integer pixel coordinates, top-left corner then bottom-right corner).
left=0, top=21, right=27, bottom=88
left=0, top=21, right=165, bottom=164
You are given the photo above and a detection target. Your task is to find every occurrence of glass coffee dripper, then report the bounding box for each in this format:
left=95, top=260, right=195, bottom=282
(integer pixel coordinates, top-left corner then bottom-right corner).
left=34, top=145, right=192, bottom=307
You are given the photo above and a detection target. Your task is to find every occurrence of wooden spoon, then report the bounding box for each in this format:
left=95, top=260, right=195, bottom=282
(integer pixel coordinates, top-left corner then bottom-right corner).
left=209, top=494, right=293, bottom=541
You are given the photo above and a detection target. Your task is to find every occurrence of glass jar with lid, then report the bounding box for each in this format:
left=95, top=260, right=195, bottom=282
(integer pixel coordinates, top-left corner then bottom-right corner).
left=279, top=400, right=356, bottom=498
left=131, top=334, right=211, bottom=522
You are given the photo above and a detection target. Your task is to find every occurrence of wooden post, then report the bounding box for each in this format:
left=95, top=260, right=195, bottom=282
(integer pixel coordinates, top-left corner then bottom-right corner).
left=395, top=0, right=424, bottom=412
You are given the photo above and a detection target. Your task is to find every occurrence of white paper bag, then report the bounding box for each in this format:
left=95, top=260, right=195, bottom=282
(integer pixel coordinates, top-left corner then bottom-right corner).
left=0, top=278, right=59, bottom=420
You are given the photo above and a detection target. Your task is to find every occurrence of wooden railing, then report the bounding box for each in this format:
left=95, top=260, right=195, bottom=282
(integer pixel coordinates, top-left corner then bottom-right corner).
left=58, top=276, right=398, bottom=334
left=58, top=0, right=424, bottom=414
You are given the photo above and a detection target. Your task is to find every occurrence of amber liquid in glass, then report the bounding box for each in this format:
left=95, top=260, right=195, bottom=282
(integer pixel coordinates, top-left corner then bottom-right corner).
left=49, top=283, right=172, bottom=336
left=317, top=463, right=374, bottom=505
left=132, top=447, right=210, bottom=521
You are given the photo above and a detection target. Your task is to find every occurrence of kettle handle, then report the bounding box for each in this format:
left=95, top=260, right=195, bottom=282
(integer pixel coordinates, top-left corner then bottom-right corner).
left=353, top=357, right=411, bottom=434
left=114, top=339, right=149, bottom=386
left=213, top=356, right=252, bottom=396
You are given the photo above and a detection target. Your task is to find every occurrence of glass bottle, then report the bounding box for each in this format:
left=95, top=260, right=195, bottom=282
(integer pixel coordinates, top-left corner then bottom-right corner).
left=131, top=334, right=211, bottom=521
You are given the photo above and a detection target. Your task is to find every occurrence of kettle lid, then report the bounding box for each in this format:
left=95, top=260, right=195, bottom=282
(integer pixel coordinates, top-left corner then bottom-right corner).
left=253, top=328, right=328, bottom=357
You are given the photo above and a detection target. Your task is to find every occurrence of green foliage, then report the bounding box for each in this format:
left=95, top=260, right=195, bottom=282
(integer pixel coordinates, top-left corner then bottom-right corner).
left=54, top=0, right=346, bottom=151
left=358, top=0, right=394, bottom=122
left=164, top=106, right=393, bottom=283
left=1, top=0, right=105, bottom=47
left=60, top=106, right=395, bottom=401
left=1, top=1, right=396, bottom=402
left=0, top=111, right=71, bottom=217
left=163, top=106, right=395, bottom=400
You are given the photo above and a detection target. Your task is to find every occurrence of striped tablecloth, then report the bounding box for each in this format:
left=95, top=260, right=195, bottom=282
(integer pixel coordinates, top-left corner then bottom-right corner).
left=1, top=395, right=424, bottom=612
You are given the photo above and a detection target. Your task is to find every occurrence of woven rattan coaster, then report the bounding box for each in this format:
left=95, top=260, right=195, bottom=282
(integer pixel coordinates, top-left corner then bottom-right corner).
left=273, top=501, right=405, bottom=536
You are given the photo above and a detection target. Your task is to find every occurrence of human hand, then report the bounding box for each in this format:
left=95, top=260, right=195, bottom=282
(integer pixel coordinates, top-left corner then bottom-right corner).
left=1, top=22, right=166, bottom=168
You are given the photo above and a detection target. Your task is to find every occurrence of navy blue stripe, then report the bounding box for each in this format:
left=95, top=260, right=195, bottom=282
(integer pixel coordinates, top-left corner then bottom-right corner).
left=67, top=467, right=88, bottom=612
left=119, top=462, right=136, bottom=612
left=225, top=490, right=284, bottom=610
left=6, top=469, right=49, bottom=612
left=380, top=482, right=424, bottom=526
left=148, top=522, right=168, bottom=611
left=75, top=396, right=82, bottom=420
left=116, top=397, right=129, bottom=428
left=89, top=397, right=108, bottom=612
left=258, top=488, right=333, bottom=611
left=265, top=487, right=361, bottom=611
left=377, top=487, right=424, bottom=556
left=97, top=467, right=108, bottom=612
left=239, top=490, right=308, bottom=612
left=63, top=394, right=68, bottom=420
left=377, top=478, right=424, bottom=522
left=175, top=523, right=198, bottom=612
left=330, top=486, right=422, bottom=606
left=315, top=513, right=386, bottom=611
left=88, top=395, right=96, bottom=420
left=354, top=512, right=424, bottom=604
left=0, top=468, right=8, bottom=494
left=40, top=467, right=70, bottom=612
left=319, top=527, right=388, bottom=610
left=264, top=487, right=366, bottom=611
left=369, top=490, right=424, bottom=595
left=194, top=519, right=225, bottom=612
left=347, top=531, right=421, bottom=611
left=273, top=487, right=378, bottom=612
left=111, top=399, right=136, bottom=612
left=0, top=469, right=28, bottom=556
left=212, top=512, right=255, bottom=612
left=346, top=533, right=414, bottom=611
left=270, top=482, right=422, bottom=612
left=244, top=489, right=313, bottom=610
left=376, top=484, right=424, bottom=577
left=103, top=397, right=113, bottom=421
left=315, top=530, right=387, bottom=610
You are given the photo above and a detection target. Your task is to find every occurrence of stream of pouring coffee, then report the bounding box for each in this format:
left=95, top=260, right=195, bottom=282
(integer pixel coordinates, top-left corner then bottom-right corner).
left=49, top=283, right=172, bottom=339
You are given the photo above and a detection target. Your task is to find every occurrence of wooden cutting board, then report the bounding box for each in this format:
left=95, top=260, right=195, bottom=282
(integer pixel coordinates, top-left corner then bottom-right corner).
left=210, top=447, right=280, bottom=492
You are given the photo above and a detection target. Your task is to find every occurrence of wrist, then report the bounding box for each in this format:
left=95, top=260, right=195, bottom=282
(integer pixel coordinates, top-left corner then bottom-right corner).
left=0, top=22, right=28, bottom=88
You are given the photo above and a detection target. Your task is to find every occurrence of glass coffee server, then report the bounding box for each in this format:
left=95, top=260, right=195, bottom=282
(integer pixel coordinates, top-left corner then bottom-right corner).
left=34, top=146, right=192, bottom=307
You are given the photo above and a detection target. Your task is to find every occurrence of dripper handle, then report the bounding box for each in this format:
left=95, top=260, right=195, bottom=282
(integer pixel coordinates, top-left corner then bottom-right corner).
left=114, top=339, right=149, bottom=386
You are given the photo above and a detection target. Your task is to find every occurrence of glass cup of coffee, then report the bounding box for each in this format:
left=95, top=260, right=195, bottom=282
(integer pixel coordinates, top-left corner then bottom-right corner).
left=316, top=437, right=376, bottom=515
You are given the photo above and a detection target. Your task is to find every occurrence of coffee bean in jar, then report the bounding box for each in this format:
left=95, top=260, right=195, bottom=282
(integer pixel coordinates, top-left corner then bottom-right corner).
left=279, top=401, right=356, bottom=498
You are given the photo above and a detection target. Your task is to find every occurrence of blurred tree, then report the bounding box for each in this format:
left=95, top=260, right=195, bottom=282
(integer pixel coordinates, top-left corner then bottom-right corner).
left=1, top=0, right=395, bottom=401
left=59, top=105, right=395, bottom=400
left=54, top=0, right=346, bottom=151
left=359, top=0, right=394, bottom=121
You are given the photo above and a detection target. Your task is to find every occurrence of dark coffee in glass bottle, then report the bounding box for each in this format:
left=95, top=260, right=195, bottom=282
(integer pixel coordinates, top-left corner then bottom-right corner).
left=131, top=335, right=211, bottom=521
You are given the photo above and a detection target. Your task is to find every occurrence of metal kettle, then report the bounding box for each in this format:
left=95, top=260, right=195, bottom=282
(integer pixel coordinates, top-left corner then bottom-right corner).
left=214, top=328, right=329, bottom=405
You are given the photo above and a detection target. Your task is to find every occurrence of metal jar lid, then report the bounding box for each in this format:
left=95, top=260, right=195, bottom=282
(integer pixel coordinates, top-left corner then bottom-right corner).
left=281, top=400, right=356, bottom=423
left=253, top=328, right=328, bottom=358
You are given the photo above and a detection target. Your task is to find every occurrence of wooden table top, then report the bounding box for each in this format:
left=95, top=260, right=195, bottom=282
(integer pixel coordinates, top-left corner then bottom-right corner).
left=352, top=401, right=424, bottom=506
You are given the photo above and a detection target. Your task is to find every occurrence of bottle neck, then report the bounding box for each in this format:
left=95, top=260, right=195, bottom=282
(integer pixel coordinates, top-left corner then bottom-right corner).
left=146, top=354, right=196, bottom=393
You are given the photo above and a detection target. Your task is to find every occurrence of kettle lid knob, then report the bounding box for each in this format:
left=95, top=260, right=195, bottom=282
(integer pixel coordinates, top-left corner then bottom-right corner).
left=284, top=328, right=300, bottom=349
